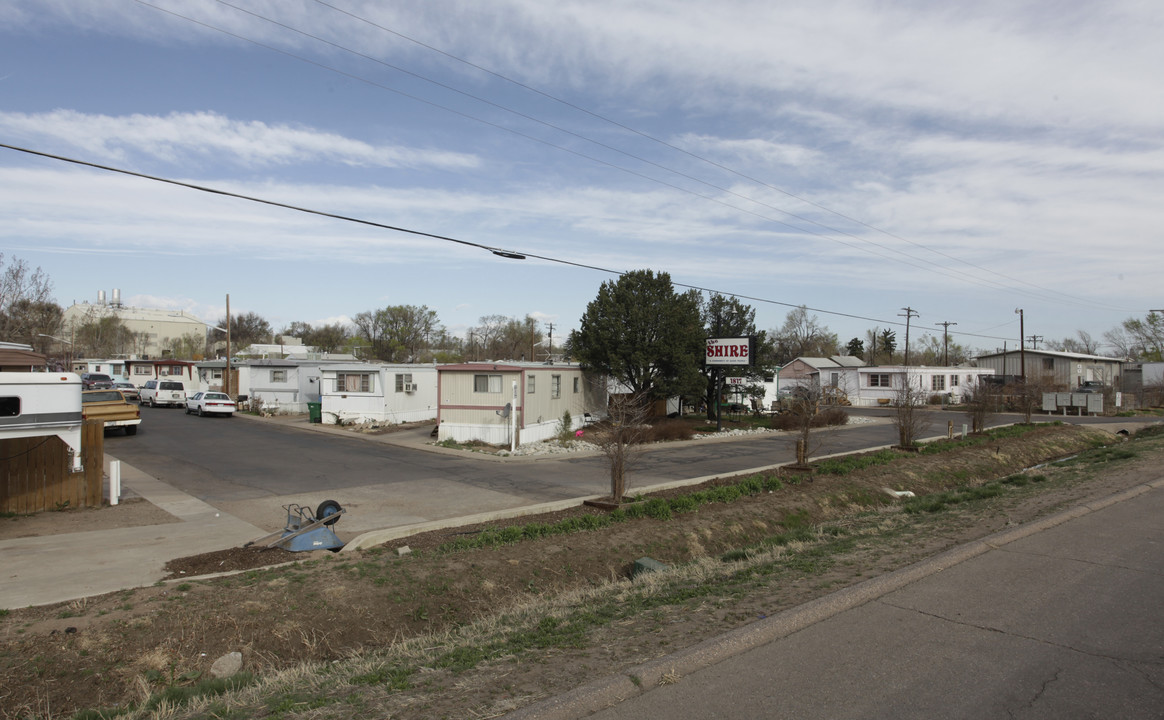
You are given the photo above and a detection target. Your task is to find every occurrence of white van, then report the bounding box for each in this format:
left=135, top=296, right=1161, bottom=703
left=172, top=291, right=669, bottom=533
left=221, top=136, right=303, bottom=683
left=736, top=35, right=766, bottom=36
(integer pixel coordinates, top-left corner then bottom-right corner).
left=140, top=379, right=187, bottom=408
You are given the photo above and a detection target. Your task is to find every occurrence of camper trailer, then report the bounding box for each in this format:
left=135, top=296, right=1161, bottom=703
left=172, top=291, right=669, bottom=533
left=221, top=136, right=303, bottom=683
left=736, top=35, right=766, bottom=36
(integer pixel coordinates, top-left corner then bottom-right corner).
left=0, top=372, right=84, bottom=471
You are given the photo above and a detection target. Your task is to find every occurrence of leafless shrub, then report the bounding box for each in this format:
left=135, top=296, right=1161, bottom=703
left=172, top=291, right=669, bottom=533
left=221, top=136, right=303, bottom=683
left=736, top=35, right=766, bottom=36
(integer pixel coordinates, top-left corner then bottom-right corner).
left=646, top=418, right=695, bottom=442
left=770, top=384, right=844, bottom=465
left=591, top=392, right=651, bottom=501
left=964, top=379, right=999, bottom=433
left=892, top=376, right=930, bottom=448
left=1008, top=376, right=1059, bottom=423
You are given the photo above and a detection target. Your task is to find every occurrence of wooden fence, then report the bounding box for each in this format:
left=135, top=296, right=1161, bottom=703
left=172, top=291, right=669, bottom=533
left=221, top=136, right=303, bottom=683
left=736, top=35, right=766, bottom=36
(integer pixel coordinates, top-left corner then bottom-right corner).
left=1, top=420, right=104, bottom=514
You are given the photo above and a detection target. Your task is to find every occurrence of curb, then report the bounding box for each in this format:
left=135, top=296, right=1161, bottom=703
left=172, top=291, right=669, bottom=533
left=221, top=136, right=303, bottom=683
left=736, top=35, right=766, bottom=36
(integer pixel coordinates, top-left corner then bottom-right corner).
left=503, top=476, right=1164, bottom=720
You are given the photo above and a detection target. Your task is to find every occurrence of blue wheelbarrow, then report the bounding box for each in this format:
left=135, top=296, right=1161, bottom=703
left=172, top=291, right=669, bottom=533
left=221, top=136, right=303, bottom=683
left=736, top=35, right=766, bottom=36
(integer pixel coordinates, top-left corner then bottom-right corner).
left=244, top=500, right=345, bottom=552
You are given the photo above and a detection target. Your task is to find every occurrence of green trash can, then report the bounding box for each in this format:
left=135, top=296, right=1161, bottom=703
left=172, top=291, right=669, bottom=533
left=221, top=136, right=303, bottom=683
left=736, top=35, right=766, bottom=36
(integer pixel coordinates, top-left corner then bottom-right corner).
left=307, top=401, right=322, bottom=424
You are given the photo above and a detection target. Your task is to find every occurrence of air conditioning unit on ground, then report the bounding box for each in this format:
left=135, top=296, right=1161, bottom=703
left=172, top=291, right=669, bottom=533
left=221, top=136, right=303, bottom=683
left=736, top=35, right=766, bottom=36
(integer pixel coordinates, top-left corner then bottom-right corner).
left=403, top=383, right=417, bottom=393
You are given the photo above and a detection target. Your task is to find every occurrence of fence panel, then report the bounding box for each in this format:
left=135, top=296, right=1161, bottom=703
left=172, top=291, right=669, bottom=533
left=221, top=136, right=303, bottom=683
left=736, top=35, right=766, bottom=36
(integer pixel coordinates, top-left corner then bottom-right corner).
left=1, top=420, right=105, bottom=514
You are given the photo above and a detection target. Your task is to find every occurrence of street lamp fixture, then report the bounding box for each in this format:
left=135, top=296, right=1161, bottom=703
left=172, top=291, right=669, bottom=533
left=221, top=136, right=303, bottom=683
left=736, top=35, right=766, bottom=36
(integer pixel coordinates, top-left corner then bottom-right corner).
left=38, top=333, right=74, bottom=368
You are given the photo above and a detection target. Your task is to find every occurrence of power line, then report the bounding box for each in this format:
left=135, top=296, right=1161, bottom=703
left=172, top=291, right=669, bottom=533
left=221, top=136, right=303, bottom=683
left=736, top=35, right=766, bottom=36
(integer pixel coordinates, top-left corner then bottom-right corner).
left=134, top=0, right=1128, bottom=312
left=1, top=141, right=1024, bottom=345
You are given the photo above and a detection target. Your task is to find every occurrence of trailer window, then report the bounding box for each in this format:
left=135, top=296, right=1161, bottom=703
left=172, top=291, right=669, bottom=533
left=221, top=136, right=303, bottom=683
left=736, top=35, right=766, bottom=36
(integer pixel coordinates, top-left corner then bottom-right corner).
left=0, top=397, right=19, bottom=417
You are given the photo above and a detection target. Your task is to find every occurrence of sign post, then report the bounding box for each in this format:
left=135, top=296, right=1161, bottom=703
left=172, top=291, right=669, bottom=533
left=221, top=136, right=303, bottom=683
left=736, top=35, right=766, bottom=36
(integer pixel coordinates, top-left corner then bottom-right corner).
left=705, top=337, right=755, bottom=432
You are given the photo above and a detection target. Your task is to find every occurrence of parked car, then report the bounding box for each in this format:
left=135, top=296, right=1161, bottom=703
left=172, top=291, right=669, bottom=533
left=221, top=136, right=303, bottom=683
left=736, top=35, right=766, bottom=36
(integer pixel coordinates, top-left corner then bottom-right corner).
left=185, top=391, right=236, bottom=417
left=82, top=389, right=141, bottom=435
left=80, top=372, right=114, bottom=390
left=113, top=381, right=140, bottom=402
left=1076, top=381, right=1104, bottom=393
left=140, top=379, right=187, bottom=408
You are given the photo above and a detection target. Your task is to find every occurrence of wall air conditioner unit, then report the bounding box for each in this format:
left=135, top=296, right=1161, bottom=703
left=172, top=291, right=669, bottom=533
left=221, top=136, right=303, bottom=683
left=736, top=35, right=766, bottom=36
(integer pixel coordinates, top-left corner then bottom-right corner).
left=403, top=383, right=417, bottom=393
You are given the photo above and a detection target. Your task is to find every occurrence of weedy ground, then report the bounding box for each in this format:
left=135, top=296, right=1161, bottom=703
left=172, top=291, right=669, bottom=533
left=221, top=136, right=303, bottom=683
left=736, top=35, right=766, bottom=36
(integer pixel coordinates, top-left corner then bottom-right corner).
left=3, top=422, right=1161, bottom=720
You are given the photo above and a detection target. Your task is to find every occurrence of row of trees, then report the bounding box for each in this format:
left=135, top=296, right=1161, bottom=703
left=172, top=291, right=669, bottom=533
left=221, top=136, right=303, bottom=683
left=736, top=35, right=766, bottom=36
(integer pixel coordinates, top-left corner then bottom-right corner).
left=5, top=253, right=1164, bottom=367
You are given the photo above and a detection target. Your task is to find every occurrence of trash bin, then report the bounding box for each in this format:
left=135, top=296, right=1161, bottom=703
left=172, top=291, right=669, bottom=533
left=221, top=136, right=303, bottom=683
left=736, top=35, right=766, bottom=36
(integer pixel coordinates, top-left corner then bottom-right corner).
left=307, top=401, right=322, bottom=424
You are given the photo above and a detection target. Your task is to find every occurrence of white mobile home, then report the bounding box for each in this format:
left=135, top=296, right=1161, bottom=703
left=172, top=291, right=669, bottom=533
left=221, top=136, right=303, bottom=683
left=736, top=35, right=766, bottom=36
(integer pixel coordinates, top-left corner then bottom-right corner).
left=785, top=363, right=995, bottom=406
left=852, top=366, right=996, bottom=406
left=437, top=362, right=605, bottom=446
left=319, top=364, right=439, bottom=425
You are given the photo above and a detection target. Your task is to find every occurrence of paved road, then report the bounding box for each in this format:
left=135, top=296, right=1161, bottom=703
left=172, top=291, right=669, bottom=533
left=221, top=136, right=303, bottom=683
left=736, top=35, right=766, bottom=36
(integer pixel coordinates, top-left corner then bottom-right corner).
left=537, top=479, right=1164, bottom=720
left=106, top=406, right=1142, bottom=534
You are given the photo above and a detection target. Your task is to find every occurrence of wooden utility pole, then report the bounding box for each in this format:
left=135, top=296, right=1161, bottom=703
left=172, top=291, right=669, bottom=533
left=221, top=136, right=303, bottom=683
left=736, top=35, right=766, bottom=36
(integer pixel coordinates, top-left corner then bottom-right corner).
left=899, top=307, right=919, bottom=366
left=1015, top=308, right=1025, bottom=381
left=936, top=321, right=957, bottom=366
left=224, top=293, right=231, bottom=396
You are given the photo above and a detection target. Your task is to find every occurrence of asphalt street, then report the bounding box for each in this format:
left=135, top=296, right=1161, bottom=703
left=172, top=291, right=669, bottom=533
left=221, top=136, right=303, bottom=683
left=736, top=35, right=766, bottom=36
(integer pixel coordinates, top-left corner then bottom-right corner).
left=105, top=406, right=1143, bottom=536
left=533, top=479, right=1164, bottom=720
left=108, top=407, right=924, bottom=504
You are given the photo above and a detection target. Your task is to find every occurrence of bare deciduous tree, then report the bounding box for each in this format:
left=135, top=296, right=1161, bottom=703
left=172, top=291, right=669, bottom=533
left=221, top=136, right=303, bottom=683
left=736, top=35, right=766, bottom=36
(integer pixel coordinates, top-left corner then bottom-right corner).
left=0, top=254, right=60, bottom=349
left=892, top=374, right=931, bottom=448
left=592, top=390, right=651, bottom=502
left=1009, top=376, right=1058, bottom=423
left=964, top=378, right=999, bottom=433
left=772, top=306, right=838, bottom=364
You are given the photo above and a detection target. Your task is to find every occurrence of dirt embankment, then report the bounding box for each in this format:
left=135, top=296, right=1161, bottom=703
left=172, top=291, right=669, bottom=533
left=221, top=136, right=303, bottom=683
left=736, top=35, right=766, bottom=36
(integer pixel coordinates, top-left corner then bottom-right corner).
left=0, top=423, right=1145, bottom=719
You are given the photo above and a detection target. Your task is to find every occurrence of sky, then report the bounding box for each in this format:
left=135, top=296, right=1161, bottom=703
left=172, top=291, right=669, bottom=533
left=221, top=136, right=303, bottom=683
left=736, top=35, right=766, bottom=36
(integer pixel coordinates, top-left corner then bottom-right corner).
left=2, top=0, right=1162, bottom=357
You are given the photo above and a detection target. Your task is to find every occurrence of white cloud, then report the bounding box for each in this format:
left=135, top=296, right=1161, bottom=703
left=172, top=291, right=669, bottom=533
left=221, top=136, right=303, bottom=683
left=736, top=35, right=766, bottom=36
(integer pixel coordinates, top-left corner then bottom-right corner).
left=0, top=110, right=479, bottom=170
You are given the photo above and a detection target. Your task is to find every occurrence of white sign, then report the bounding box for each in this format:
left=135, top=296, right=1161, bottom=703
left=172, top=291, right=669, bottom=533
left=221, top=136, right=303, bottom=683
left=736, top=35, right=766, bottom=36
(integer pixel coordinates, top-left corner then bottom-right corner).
left=706, top=337, right=752, bottom=366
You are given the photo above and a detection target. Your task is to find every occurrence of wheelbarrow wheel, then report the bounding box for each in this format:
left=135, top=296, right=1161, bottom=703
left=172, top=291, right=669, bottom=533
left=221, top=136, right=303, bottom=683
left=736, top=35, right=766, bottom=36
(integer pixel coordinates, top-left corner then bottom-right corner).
left=315, top=499, right=343, bottom=526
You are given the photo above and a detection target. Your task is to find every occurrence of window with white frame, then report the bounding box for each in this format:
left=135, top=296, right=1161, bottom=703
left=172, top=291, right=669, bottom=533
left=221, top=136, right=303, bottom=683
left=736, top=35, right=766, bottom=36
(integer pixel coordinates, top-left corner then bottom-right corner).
left=868, top=374, right=891, bottom=387
left=395, top=373, right=413, bottom=392
left=337, top=373, right=372, bottom=392
left=931, top=375, right=946, bottom=391
left=474, top=374, right=502, bottom=393
left=950, top=374, right=959, bottom=387
left=573, top=376, right=580, bottom=393
left=271, top=369, right=287, bottom=383
left=527, top=374, right=536, bottom=394
left=133, top=366, right=152, bottom=376
left=551, top=374, right=561, bottom=399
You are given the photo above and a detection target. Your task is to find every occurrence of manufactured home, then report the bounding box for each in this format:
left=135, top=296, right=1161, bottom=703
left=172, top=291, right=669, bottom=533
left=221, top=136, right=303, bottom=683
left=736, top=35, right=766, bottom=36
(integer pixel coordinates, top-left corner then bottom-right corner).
left=437, top=362, right=606, bottom=447
left=319, top=364, right=439, bottom=425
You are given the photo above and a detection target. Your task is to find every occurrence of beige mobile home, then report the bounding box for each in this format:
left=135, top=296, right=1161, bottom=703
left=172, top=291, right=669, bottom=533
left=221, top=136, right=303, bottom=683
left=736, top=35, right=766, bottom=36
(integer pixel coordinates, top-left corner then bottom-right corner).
left=437, top=362, right=605, bottom=447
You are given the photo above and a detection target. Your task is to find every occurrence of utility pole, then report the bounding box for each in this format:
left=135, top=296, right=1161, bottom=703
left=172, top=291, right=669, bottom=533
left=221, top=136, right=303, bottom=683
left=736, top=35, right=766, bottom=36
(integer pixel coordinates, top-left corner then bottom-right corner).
left=1027, top=335, right=1043, bottom=350
left=224, top=294, right=231, bottom=397
left=1014, top=308, right=1025, bottom=382
left=936, top=321, right=957, bottom=366
left=899, top=307, right=919, bottom=366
